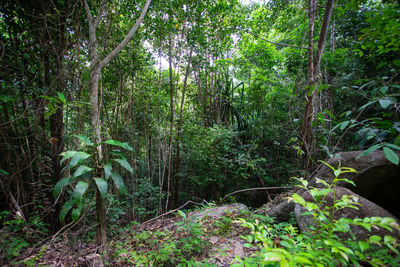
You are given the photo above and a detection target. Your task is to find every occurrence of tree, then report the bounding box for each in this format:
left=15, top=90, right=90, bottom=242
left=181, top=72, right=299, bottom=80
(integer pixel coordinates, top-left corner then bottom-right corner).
left=82, top=0, right=151, bottom=247
left=300, top=0, right=335, bottom=169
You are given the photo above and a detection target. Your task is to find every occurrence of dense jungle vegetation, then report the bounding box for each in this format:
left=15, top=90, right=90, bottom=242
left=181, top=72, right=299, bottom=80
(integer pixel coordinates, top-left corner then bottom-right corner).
left=0, top=0, right=400, bottom=265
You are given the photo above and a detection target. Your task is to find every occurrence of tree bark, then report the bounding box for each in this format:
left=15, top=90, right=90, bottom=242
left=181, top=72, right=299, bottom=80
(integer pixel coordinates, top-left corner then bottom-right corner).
left=166, top=32, right=175, bottom=211
left=83, top=0, right=150, bottom=248
left=300, top=0, right=334, bottom=170
left=172, top=50, right=193, bottom=209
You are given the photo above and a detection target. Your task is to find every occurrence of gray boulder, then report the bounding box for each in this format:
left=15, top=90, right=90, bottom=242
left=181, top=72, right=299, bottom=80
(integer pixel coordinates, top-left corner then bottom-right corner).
left=310, top=150, right=400, bottom=219
left=294, top=186, right=400, bottom=241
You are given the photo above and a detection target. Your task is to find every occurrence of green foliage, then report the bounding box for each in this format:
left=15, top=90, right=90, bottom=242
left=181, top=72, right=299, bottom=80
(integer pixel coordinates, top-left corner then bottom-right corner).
left=235, top=163, right=400, bottom=266
left=331, top=80, right=400, bottom=165
left=111, top=215, right=208, bottom=266
left=54, top=137, right=132, bottom=222
left=357, top=2, right=400, bottom=68
left=0, top=211, right=48, bottom=262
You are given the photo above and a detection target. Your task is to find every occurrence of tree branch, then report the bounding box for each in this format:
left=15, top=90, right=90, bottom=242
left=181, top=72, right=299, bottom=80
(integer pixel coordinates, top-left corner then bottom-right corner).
left=220, top=186, right=293, bottom=204
left=241, top=29, right=306, bottom=49
left=100, top=0, right=151, bottom=68
left=313, top=0, right=334, bottom=78
left=82, top=0, right=93, bottom=24
left=94, top=0, right=107, bottom=28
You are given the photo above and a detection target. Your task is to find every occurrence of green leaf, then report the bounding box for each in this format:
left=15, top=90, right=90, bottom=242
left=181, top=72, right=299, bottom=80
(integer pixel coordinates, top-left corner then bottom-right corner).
left=104, top=139, right=134, bottom=152
left=0, top=169, right=9, bottom=175
left=94, top=178, right=108, bottom=198
left=356, top=144, right=382, bottom=159
left=71, top=204, right=83, bottom=222
left=177, top=210, right=186, bottom=219
left=104, top=163, right=112, bottom=179
left=60, top=151, right=91, bottom=167
left=369, top=235, right=381, bottom=244
left=74, top=135, right=93, bottom=146
left=59, top=199, right=74, bottom=222
left=53, top=177, right=71, bottom=198
left=110, top=172, right=128, bottom=195
left=113, top=158, right=133, bottom=174
left=73, top=165, right=93, bottom=178
left=379, top=99, right=393, bottom=109
left=358, top=100, right=377, bottom=111
left=290, top=193, right=306, bottom=206
left=57, top=92, right=66, bottom=104
left=60, top=151, right=78, bottom=165
left=383, top=147, right=399, bottom=165
left=293, top=256, right=312, bottom=265
left=70, top=152, right=91, bottom=168
left=379, top=86, right=388, bottom=94
left=383, top=142, right=400, bottom=151
left=340, top=120, right=350, bottom=131
left=73, top=181, right=88, bottom=204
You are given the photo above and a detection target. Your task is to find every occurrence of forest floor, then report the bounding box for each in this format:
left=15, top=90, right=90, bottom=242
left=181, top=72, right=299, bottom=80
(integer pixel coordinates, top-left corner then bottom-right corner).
left=4, top=203, right=266, bottom=266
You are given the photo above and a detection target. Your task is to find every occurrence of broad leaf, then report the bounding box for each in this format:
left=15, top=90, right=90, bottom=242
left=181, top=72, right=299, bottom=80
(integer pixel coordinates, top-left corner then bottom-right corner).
left=74, top=135, right=93, bottom=146
left=53, top=177, right=71, bottom=198
left=71, top=204, right=83, bottom=222
left=379, top=98, right=393, bottom=109
left=105, top=139, right=134, bottom=152
left=358, top=100, right=377, bottom=111
left=70, top=152, right=91, bottom=168
left=110, top=172, right=128, bottom=195
left=356, top=144, right=382, bottom=159
left=383, top=147, right=399, bottom=165
left=94, top=178, right=108, bottom=198
left=60, top=151, right=78, bottom=165
left=73, top=165, right=93, bottom=178
left=59, top=199, right=74, bottom=222
left=73, top=181, right=88, bottom=203
left=57, top=92, right=66, bottom=104
left=60, top=151, right=91, bottom=167
left=340, top=120, right=350, bottom=131
left=113, top=158, right=133, bottom=174
left=383, top=142, right=400, bottom=151
left=104, top=163, right=112, bottom=179
left=379, top=86, right=388, bottom=94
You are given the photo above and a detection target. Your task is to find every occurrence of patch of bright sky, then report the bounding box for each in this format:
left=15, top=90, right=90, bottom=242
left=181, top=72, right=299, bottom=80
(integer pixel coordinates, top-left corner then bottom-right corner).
left=240, top=0, right=266, bottom=5
left=145, top=0, right=267, bottom=70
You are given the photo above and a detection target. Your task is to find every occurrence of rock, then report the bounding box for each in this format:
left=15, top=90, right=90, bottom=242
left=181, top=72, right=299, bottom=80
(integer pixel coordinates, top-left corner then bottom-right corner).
left=294, top=186, right=400, bottom=241
left=85, top=253, right=104, bottom=267
left=309, top=150, right=400, bottom=218
left=266, top=199, right=296, bottom=222
left=192, top=203, right=248, bottom=221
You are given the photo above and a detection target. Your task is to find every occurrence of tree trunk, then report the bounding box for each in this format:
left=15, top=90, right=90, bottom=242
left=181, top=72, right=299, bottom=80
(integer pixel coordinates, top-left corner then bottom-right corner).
left=300, top=0, right=334, bottom=170
left=83, top=0, right=150, bottom=248
left=172, top=50, right=193, bottom=209
left=166, top=32, right=175, bottom=211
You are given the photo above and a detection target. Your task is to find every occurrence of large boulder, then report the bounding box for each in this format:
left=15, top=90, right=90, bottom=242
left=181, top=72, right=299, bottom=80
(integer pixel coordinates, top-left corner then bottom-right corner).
left=310, top=150, right=400, bottom=218
left=266, top=199, right=296, bottom=222
left=294, top=186, right=400, bottom=241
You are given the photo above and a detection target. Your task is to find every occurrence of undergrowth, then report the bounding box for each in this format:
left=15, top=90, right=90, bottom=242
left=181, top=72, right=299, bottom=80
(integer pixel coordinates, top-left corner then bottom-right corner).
left=234, top=162, right=400, bottom=266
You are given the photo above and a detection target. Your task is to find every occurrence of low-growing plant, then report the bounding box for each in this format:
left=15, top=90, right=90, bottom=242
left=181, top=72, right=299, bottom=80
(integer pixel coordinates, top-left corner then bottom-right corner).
left=0, top=211, right=48, bottom=262
left=176, top=210, right=209, bottom=256
left=234, top=162, right=400, bottom=266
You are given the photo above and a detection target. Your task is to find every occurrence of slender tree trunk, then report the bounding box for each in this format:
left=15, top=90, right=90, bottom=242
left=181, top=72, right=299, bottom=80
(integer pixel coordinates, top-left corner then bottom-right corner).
left=157, top=51, right=164, bottom=214
left=172, top=50, right=193, bottom=209
left=166, top=32, right=175, bottom=211
left=83, top=0, right=150, bottom=248
left=301, top=0, right=334, bottom=170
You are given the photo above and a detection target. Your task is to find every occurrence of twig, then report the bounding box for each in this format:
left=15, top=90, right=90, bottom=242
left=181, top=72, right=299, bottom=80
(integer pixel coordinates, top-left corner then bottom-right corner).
left=220, top=186, right=293, bottom=204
